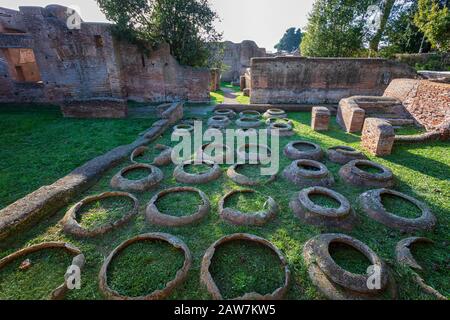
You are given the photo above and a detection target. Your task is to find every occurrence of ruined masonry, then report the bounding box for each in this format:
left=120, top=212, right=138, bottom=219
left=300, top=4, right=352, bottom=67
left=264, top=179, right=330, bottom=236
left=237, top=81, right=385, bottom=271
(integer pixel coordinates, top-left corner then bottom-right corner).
left=0, top=5, right=210, bottom=104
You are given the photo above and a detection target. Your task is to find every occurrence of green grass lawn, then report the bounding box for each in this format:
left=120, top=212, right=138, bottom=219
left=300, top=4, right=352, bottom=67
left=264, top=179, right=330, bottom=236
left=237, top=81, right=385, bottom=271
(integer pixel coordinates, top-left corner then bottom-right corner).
left=210, top=82, right=250, bottom=105
left=0, top=105, right=449, bottom=300
left=0, top=104, right=156, bottom=210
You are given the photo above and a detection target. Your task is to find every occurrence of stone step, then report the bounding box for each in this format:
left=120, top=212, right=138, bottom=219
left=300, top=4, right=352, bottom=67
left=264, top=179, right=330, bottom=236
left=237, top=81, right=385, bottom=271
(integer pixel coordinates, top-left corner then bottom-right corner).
left=384, top=118, right=415, bottom=126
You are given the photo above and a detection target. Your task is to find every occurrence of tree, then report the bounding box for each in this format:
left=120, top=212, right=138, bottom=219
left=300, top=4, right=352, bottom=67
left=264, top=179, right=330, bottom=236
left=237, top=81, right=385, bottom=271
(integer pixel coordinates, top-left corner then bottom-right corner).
left=414, top=0, right=450, bottom=51
left=97, top=0, right=222, bottom=67
left=300, top=0, right=370, bottom=57
left=274, top=27, right=303, bottom=52
left=383, top=0, right=430, bottom=54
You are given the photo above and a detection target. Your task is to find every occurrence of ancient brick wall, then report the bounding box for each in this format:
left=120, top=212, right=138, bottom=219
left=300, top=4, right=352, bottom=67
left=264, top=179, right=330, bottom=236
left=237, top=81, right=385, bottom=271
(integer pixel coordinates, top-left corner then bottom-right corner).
left=250, top=57, right=417, bottom=104
left=221, top=40, right=266, bottom=83
left=0, top=5, right=210, bottom=104
left=384, top=79, right=450, bottom=131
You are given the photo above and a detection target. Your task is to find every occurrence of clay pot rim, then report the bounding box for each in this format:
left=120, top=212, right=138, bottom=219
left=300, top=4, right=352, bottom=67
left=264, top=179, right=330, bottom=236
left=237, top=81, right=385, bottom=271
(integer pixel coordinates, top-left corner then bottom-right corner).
left=349, top=160, right=393, bottom=181
left=0, top=242, right=85, bottom=300
left=215, top=109, right=235, bottom=115
left=98, top=233, right=192, bottom=300
left=284, top=140, right=324, bottom=161
left=239, top=110, right=261, bottom=118
left=359, top=189, right=436, bottom=231
left=130, top=146, right=150, bottom=164
left=174, top=159, right=222, bottom=184
left=62, top=191, right=139, bottom=238
left=294, top=159, right=328, bottom=177
left=218, top=189, right=278, bottom=226
left=111, top=164, right=163, bottom=192
left=200, top=233, right=290, bottom=300
left=237, top=143, right=272, bottom=161
left=267, top=108, right=286, bottom=115
left=266, top=117, right=293, bottom=125
left=270, top=122, right=292, bottom=130
left=298, top=187, right=350, bottom=218
left=328, top=146, right=362, bottom=156
left=305, top=234, right=388, bottom=294
left=173, top=124, right=194, bottom=132
left=227, top=163, right=277, bottom=186
left=146, top=187, right=210, bottom=227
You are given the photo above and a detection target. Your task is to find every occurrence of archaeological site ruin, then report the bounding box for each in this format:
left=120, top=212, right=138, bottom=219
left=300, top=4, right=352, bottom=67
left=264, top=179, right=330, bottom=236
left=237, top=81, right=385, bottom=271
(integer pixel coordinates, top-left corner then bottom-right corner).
left=0, top=2, right=448, bottom=304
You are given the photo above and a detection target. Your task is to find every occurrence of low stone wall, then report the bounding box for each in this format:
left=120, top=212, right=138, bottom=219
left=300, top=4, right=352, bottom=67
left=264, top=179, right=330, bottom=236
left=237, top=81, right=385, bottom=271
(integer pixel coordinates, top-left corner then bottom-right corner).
left=61, top=98, right=128, bottom=119
left=0, top=102, right=183, bottom=240
left=250, top=57, right=417, bottom=104
left=214, top=103, right=337, bottom=114
left=384, top=79, right=450, bottom=131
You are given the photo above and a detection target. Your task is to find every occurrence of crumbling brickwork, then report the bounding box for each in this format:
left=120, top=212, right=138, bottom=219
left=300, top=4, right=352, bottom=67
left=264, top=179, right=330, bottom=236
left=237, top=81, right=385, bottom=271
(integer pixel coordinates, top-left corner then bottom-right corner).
left=384, top=79, right=450, bottom=131
left=361, top=118, right=395, bottom=156
left=250, top=57, right=417, bottom=104
left=311, top=106, right=331, bottom=131
left=221, top=40, right=266, bottom=83
left=0, top=5, right=210, bottom=104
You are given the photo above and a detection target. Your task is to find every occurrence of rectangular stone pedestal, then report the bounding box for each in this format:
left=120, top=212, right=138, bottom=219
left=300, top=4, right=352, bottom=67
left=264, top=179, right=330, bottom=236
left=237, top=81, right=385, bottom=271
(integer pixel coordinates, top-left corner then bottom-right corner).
left=361, top=118, right=395, bottom=156
left=311, top=106, right=331, bottom=131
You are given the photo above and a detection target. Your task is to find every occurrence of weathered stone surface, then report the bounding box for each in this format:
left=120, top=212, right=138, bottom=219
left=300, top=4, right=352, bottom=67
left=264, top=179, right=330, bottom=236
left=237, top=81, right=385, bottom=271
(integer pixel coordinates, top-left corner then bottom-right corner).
left=0, top=6, right=210, bottom=104
left=359, top=189, right=436, bottom=232
left=221, top=41, right=266, bottom=82
left=384, top=79, right=450, bottom=132
left=337, top=96, right=407, bottom=133
left=99, top=233, right=192, bottom=300
left=361, top=118, right=395, bottom=157
left=210, top=68, right=221, bottom=92
left=311, top=106, right=331, bottom=131
left=61, top=98, right=128, bottom=119
left=250, top=57, right=416, bottom=104
left=200, top=233, right=290, bottom=300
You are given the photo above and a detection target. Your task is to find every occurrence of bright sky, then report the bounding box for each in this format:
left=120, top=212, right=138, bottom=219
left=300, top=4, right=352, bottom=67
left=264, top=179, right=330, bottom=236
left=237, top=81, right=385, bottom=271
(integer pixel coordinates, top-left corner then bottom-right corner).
left=1, top=0, right=315, bottom=51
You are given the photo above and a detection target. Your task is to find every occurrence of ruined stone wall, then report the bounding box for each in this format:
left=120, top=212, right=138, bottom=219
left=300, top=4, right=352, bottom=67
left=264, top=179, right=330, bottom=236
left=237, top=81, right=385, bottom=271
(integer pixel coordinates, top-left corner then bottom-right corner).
left=0, top=5, right=210, bottom=104
left=222, top=40, right=266, bottom=83
left=250, top=57, right=417, bottom=104
left=384, top=79, right=450, bottom=131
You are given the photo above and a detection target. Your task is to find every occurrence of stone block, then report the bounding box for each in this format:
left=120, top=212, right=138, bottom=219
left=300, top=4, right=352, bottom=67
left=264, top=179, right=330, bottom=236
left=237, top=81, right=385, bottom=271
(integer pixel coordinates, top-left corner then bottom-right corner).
left=311, top=106, right=331, bottom=131
left=61, top=99, right=128, bottom=119
left=361, top=118, right=395, bottom=157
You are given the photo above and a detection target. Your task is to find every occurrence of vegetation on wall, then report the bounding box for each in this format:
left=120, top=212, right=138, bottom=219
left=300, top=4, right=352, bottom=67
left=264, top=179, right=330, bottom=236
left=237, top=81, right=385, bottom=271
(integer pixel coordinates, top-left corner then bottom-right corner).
left=97, top=0, right=222, bottom=67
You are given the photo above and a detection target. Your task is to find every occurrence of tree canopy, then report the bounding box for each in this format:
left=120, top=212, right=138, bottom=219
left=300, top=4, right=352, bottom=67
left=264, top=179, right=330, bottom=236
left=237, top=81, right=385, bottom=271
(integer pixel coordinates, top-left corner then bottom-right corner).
left=300, top=0, right=446, bottom=57
left=97, top=0, right=222, bottom=67
left=274, top=27, right=303, bottom=52
left=414, top=0, right=450, bottom=51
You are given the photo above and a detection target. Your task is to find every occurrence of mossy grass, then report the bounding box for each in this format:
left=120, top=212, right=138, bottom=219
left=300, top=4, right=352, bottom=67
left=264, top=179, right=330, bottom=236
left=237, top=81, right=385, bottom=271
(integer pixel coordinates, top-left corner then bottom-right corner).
left=77, top=196, right=135, bottom=230
left=329, top=242, right=372, bottom=275
left=0, top=249, right=73, bottom=300
left=209, top=240, right=286, bottom=299
left=156, top=191, right=203, bottom=217
left=107, top=240, right=185, bottom=297
left=225, top=191, right=269, bottom=214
